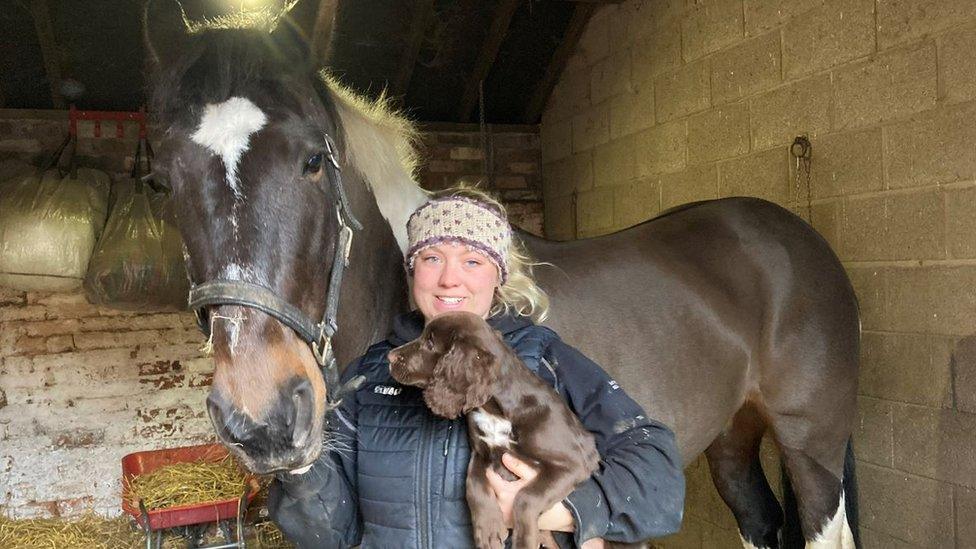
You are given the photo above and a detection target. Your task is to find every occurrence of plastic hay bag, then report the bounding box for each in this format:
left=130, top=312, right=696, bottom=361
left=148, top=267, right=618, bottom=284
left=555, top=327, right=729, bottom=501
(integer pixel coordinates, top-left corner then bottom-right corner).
left=83, top=179, right=189, bottom=310
left=0, top=167, right=110, bottom=291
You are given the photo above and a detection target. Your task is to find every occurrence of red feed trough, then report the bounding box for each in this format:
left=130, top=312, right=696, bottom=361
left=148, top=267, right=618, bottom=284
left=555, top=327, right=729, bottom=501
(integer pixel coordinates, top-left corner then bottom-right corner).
left=122, top=442, right=260, bottom=531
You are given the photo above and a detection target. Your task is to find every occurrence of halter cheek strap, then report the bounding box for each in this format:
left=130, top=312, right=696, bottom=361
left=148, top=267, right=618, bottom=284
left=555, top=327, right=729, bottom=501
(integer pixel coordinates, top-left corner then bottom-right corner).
left=187, top=132, right=365, bottom=408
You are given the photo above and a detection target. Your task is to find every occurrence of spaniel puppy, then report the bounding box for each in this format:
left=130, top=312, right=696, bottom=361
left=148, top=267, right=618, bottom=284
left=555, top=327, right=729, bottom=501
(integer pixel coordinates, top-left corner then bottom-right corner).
left=388, top=311, right=600, bottom=549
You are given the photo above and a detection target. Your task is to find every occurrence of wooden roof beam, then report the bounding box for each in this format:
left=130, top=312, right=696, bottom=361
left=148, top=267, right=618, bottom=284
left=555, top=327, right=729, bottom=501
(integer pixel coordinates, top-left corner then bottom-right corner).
left=522, top=3, right=596, bottom=123
left=392, top=0, right=436, bottom=98
left=29, top=0, right=64, bottom=109
left=456, top=0, right=522, bottom=123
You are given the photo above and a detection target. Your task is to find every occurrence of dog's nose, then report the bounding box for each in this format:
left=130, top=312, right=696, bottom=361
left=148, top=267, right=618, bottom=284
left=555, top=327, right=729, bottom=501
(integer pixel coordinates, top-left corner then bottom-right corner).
left=387, top=350, right=399, bottom=364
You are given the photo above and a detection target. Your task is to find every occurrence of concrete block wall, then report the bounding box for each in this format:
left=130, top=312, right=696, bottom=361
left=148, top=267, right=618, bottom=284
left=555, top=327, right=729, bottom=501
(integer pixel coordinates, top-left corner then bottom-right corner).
left=541, top=0, right=976, bottom=546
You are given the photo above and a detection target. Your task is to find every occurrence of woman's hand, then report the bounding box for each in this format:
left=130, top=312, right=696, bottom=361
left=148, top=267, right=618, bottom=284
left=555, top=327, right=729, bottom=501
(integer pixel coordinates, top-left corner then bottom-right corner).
left=484, top=453, right=576, bottom=532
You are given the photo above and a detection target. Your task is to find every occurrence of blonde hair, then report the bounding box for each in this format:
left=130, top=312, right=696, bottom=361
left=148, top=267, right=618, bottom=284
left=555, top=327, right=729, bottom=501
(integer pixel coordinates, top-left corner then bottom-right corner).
left=431, top=185, right=550, bottom=323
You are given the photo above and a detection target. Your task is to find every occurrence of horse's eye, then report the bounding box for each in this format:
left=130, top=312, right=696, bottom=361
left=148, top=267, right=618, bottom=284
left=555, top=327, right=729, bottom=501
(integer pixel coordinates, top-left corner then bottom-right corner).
left=304, top=153, right=324, bottom=176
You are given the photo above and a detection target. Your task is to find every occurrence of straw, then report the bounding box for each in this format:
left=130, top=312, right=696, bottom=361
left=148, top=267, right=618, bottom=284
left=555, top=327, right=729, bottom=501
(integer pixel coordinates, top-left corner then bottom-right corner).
left=126, top=455, right=247, bottom=510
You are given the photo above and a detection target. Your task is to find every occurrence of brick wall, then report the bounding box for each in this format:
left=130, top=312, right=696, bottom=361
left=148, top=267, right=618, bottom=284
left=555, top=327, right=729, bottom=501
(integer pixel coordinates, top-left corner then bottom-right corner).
left=541, top=0, right=976, bottom=546
left=0, top=289, right=212, bottom=518
left=419, top=123, right=544, bottom=236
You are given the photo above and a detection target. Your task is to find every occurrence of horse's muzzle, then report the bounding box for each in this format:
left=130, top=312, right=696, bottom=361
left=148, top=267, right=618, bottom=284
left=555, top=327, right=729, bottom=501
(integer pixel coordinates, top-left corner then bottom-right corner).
left=206, top=377, right=318, bottom=473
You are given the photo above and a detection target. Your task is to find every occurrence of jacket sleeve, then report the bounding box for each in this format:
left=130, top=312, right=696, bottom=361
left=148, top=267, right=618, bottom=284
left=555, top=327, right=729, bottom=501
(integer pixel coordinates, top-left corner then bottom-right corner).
left=545, top=340, right=685, bottom=545
left=268, top=360, right=363, bottom=548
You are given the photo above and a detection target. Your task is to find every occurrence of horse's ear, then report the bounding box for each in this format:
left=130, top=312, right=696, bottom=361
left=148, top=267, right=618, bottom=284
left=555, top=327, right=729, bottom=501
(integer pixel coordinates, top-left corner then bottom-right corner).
left=270, top=15, right=314, bottom=69
left=144, top=0, right=191, bottom=68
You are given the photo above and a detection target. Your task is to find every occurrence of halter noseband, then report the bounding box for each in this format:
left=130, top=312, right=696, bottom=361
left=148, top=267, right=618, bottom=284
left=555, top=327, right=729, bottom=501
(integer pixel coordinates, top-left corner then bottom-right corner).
left=187, top=133, right=365, bottom=408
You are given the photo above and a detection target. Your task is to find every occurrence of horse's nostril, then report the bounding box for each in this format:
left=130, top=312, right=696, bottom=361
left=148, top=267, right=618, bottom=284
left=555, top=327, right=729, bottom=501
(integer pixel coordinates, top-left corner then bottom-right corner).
left=290, top=379, right=314, bottom=448
left=207, top=393, right=246, bottom=446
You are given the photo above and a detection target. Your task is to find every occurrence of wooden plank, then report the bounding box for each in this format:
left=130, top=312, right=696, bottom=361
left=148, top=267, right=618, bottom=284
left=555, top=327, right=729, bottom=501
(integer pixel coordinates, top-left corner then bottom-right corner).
left=392, top=0, right=437, bottom=98
left=311, top=0, right=340, bottom=64
left=455, top=0, right=522, bottom=123
left=522, top=3, right=595, bottom=123
left=29, top=0, right=64, bottom=109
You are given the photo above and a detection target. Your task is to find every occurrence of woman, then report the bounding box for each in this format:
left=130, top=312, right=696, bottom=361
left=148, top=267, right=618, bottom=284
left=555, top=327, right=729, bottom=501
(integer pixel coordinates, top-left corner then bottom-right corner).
left=269, top=189, right=685, bottom=548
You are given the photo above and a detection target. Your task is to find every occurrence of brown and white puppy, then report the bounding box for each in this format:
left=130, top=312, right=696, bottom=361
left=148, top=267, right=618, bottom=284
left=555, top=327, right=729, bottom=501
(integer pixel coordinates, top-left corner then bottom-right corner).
left=388, top=311, right=600, bottom=549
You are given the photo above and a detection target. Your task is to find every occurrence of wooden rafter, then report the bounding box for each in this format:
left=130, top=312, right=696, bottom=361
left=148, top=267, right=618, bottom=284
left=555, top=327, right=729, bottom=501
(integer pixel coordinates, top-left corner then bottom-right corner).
left=29, top=0, right=64, bottom=109
left=311, top=0, right=340, bottom=65
left=522, top=3, right=595, bottom=123
left=456, top=0, right=522, bottom=123
left=392, top=0, right=436, bottom=98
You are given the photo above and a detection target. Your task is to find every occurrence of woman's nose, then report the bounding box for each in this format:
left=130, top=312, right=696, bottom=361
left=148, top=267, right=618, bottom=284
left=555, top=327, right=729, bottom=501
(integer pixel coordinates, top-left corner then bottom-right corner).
left=438, top=262, right=461, bottom=286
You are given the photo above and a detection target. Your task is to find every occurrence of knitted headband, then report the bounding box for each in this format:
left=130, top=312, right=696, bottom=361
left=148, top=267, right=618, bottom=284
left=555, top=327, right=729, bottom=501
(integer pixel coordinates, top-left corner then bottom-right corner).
left=406, top=197, right=513, bottom=284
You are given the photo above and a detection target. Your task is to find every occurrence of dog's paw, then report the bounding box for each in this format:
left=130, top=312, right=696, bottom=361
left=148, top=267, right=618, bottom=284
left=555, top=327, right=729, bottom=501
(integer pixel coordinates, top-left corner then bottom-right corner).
left=473, top=523, right=507, bottom=549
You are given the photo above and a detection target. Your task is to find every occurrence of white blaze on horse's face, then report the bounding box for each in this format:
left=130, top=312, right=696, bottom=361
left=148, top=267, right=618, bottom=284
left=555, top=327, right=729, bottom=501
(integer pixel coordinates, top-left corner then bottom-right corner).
left=190, top=96, right=268, bottom=200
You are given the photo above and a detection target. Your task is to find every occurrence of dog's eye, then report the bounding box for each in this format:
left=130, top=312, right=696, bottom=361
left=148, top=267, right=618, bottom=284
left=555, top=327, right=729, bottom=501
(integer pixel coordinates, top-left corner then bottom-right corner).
left=425, top=335, right=434, bottom=350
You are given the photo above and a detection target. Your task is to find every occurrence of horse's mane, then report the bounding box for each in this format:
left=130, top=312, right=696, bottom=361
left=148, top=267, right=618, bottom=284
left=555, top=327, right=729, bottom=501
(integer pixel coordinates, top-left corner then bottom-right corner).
left=319, top=72, right=427, bottom=249
left=149, top=29, right=427, bottom=251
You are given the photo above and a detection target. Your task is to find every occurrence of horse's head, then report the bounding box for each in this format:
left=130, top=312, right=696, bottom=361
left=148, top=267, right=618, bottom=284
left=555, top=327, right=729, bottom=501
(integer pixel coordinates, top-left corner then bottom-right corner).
left=144, top=0, right=352, bottom=474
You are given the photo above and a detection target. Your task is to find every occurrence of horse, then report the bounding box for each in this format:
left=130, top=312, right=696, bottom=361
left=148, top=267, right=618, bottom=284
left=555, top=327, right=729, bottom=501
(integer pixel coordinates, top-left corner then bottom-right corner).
left=143, top=2, right=859, bottom=547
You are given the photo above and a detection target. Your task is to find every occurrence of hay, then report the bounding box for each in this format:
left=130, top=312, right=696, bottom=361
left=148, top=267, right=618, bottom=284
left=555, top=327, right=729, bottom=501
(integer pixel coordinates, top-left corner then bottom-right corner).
left=127, top=455, right=247, bottom=510
left=0, top=514, right=293, bottom=548
left=253, top=520, right=295, bottom=548
left=0, top=514, right=140, bottom=549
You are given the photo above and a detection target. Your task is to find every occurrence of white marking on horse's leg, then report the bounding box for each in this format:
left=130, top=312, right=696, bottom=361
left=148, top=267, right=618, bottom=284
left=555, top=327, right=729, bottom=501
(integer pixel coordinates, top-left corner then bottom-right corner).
left=739, top=534, right=771, bottom=549
left=190, top=96, right=268, bottom=199
left=805, top=491, right=855, bottom=549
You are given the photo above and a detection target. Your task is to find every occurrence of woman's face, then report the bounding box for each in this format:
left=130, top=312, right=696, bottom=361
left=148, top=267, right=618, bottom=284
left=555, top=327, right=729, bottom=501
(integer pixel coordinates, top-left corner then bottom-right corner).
left=411, top=242, right=500, bottom=322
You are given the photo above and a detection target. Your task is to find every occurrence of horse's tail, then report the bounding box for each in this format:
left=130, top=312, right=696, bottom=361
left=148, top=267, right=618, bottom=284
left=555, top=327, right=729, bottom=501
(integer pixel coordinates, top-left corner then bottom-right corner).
left=781, top=438, right=860, bottom=549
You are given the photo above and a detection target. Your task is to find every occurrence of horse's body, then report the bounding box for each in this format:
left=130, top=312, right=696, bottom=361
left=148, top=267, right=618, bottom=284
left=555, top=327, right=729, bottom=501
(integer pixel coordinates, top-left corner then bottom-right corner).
left=144, top=4, right=858, bottom=547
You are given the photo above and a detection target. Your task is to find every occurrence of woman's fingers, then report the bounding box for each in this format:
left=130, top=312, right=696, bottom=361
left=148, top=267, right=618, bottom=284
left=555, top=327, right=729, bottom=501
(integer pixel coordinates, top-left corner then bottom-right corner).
left=500, top=452, right=538, bottom=481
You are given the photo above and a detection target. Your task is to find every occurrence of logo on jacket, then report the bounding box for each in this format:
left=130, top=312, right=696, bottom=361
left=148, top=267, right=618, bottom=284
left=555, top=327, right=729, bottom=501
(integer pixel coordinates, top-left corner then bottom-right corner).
left=374, top=385, right=402, bottom=396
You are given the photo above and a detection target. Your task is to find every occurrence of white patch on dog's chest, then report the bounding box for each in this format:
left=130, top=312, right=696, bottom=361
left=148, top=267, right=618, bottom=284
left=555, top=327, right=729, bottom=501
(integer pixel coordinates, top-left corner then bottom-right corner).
left=470, top=409, right=513, bottom=448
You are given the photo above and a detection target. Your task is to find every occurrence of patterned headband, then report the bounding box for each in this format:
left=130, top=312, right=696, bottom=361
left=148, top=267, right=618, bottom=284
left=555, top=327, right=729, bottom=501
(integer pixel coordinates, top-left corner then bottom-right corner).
left=406, top=197, right=513, bottom=284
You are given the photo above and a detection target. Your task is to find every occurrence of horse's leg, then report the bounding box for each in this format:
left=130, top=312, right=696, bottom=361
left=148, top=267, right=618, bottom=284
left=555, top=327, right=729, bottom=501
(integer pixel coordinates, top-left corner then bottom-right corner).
left=705, top=404, right=783, bottom=549
left=771, top=437, right=855, bottom=549
left=765, top=385, right=856, bottom=549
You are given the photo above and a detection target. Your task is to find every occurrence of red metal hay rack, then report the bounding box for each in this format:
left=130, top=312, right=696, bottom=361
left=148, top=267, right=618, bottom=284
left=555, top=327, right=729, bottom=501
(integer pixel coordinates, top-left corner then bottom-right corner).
left=68, top=105, right=148, bottom=140
left=122, top=443, right=260, bottom=549
left=47, top=106, right=150, bottom=179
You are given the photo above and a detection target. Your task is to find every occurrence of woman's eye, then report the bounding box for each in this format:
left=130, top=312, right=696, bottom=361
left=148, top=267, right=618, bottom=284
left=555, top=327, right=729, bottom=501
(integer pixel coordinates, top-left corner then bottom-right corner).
left=304, top=153, right=324, bottom=175
left=422, top=255, right=440, bottom=263
left=465, top=259, right=482, bottom=267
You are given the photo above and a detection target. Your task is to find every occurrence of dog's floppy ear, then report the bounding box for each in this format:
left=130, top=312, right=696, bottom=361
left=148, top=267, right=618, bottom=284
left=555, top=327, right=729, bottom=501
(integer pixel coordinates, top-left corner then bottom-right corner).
left=423, top=339, right=499, bottom=419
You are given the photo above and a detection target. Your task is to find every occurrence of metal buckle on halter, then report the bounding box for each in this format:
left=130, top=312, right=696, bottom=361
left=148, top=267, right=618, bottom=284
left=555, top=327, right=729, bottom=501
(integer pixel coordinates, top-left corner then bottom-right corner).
left=339, top=223, right=354, bottom=266
left=323, top=134, right=341, bottom=171
left=312, top=336, right=333, bottom=367
left=312, top=319, right=338, bottom=366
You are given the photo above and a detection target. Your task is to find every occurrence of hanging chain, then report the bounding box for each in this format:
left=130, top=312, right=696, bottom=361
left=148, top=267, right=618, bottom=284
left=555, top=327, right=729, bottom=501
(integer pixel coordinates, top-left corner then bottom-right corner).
left=790, top=136, right=812, bottom=222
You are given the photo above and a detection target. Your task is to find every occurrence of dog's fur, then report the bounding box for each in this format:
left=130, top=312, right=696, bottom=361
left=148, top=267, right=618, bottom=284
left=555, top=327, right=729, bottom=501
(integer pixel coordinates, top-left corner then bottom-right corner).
left=389, top=311, right=600, bottom=549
